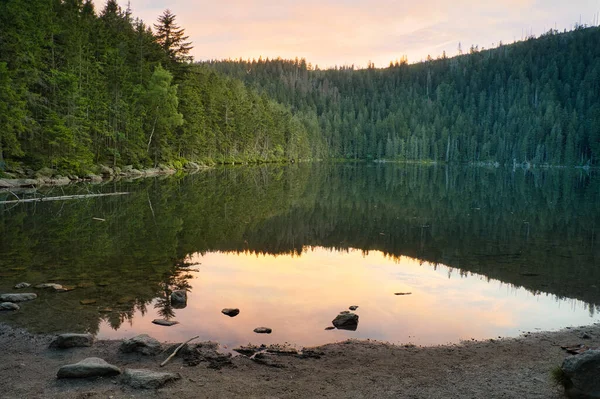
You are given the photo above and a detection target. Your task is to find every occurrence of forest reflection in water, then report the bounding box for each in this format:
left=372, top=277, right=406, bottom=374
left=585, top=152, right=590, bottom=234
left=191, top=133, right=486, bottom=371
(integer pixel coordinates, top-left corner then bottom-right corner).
left=0, top=163, right=598, bottom=347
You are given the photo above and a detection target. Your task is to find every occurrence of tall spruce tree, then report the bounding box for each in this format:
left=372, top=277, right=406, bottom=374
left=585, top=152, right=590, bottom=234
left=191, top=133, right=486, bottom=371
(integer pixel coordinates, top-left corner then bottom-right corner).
left=153, top=10, right=193, bottom=66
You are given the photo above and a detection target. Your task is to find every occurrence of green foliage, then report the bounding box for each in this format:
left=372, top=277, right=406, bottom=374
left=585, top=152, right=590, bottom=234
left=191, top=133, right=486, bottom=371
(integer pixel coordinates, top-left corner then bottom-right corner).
left=210, top=27, right=600, bottom=166
left=550, top=366, right=571, bottom=388
left=0, top=2, right=310, bottom=174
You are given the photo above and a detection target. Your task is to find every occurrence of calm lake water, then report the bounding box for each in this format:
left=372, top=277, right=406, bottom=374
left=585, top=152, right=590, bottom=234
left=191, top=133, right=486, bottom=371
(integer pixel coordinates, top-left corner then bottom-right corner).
left=1, top=163, right=599, bottom=349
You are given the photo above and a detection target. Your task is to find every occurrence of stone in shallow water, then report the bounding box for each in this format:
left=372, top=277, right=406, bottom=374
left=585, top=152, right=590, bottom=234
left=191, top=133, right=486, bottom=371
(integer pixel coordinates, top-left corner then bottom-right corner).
left=170, top=290, right=187, bottom=309
left=152, top=319, right=179, bottom=327
left=0, top=302, right=19, bottom=311
left=0, top=293, right=37, bottom=302
left=332, top=313, right=359, bottom=331
left=349, top=305, right=359, bottom=311
left=120, top=369, right=180, bottom=389
left=221, top=308, right=240, bottom=317
left=14, top=282, right=31, bottom=289
left=254, top=327, right=272, bottom=334
left=120, top=334, right=162, bottom=356
left=80, top=299, right=97, bottom=305
left=324, top=326, right=335, bottom=331
left=50, top=333, right=94, bottom=349
left=35, top=283, right=64, bottom=291
left=57, top=357, right=121, bottom=379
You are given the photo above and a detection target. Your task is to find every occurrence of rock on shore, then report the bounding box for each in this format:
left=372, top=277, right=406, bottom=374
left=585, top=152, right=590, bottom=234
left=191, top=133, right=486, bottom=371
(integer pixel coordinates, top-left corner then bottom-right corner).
left=57, top=357, right=121, bottom=379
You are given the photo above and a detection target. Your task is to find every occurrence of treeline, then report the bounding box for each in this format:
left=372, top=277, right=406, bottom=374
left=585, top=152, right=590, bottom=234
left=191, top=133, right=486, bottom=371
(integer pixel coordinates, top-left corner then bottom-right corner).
left=209, top=26, right=600, bottom=166
left=0, top=0, right=320, bottom=175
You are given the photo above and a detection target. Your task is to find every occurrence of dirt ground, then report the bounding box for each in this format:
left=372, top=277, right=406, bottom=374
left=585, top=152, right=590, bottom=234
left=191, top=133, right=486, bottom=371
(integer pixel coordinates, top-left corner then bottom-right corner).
left=0, top=322, right=598, bottom=399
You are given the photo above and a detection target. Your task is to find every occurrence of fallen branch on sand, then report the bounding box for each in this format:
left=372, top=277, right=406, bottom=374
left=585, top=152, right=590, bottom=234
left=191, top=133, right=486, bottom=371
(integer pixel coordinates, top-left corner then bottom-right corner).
left=160, top=335, right=200, bottom=367
left=0, top=192, right=130, bottom=204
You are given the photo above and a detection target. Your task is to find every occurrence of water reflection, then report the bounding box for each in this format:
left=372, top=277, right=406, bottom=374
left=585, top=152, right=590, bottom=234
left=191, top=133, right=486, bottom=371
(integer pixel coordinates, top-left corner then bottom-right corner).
left=97, top=248, right=598, bottom=348
left=0, top=163, right=599, bottom=345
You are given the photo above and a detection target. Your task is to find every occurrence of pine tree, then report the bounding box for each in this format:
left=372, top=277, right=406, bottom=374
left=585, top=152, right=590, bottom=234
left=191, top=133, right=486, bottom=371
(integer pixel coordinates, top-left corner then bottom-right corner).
left=153, top=10, right=193, bottom=65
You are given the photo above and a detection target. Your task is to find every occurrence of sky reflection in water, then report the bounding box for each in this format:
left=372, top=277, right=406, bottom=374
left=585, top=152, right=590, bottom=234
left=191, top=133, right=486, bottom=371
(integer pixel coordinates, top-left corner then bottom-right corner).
left=98, top=246, right=598, bottom=348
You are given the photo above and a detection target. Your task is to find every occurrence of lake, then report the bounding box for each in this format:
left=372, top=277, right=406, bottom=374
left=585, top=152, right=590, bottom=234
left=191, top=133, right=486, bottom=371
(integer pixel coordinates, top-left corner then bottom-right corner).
left=1, top=163, right=599, bottom=349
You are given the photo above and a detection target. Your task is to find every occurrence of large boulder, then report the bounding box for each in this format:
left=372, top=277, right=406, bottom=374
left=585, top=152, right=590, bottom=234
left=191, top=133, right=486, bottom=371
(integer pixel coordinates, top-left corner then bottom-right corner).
left=120, top=334, right=162, bottom=356
left=332, top=312, right=359, bottom=331
left=170, top=290, right=187, bottom=309
left=0, top=293, right=37, bottom=302
left=57, top=357, right=121, bottom=379
left=120, top=369, right=180, bottom=389
left=50, top=333, right=94, bottom=349
left=562, top=350, right=600, bottom=398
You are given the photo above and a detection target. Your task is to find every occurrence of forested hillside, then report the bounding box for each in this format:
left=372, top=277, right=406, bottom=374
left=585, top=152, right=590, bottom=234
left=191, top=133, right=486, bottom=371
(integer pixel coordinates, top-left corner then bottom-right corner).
left=0, top=0, right=321, bottom=175
left=209, top=26, right=600, bottom=166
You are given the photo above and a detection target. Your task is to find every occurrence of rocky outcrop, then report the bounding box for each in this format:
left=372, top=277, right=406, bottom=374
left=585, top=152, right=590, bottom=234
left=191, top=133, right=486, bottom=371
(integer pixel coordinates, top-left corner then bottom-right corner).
left=57, top=357, right=121, bottom=379
left=120, top=334, right=162, bottom=356
left=50, top=333, right=95, bottom=349
left=120, top=369, right=180, bottom=389
left=562, top=350, right=600, bottom=398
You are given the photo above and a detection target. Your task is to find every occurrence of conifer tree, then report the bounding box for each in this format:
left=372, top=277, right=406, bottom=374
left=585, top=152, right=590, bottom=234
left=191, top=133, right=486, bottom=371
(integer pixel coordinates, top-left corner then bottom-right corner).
left=153, top=10, right=193, bottom=65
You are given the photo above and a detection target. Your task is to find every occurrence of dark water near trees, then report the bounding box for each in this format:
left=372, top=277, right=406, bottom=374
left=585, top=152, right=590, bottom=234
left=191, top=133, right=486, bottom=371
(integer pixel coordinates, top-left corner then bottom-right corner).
left=1, top=164, right=599, bottom=348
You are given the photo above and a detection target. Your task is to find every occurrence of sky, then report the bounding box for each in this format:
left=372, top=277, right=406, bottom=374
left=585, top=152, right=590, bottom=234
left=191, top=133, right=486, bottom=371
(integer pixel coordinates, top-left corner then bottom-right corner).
left=110, top=0, right=600, bottom=68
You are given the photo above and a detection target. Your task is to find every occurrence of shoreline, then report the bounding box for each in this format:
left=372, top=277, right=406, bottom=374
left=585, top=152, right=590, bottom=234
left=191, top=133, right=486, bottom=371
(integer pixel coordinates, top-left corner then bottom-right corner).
left=0, top=322, right=598, bottom=398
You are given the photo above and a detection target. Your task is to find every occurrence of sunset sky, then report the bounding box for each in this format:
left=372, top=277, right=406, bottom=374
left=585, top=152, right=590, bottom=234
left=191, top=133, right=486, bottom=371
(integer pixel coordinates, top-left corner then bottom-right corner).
left=113, top=0, right=600, bottom=68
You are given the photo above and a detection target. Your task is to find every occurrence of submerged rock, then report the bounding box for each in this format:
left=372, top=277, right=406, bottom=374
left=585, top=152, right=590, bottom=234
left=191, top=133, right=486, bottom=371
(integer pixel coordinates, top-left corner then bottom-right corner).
left=80, top=299, right=97, bottom=305
left=120, top=369, right=180, bottom=389
left=0, top=302, right=19, bottom=311
left=562, top=349, right=600, bottom=398
left=0, top=293, right=37, bottom=302
left=50, top=333, right=94, bottom=349
left=152, top=319, right=179, bottom=327
left=254, top=327, right=272, bottom=334
left=35, top=283, right=64, bottom=291
left=170, top=290, right=187, bottom=308
left=14, top=282, right=31, bottom=289
left=332, top=312, right=359, bottom=331
left=221, top=308, right=240, bottom=317
left=57, top=357, right=121, bottom=379
left=120, top=334, right=162, bottom=356
left=349, top=305, right=359, bottom=311
left=394, top=292, right=412, bottom=296
left=325, top=326, right=335, bottom=331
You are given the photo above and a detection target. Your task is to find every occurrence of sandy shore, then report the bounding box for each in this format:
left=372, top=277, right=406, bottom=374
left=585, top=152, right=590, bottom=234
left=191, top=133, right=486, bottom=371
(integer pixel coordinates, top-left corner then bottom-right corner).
left=0, top=322, right=598, bottom=399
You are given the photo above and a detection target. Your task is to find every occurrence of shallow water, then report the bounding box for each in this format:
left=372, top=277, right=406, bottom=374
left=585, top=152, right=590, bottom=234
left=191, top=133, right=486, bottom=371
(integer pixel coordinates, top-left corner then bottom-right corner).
left=1, top=164, right=599, bottom=348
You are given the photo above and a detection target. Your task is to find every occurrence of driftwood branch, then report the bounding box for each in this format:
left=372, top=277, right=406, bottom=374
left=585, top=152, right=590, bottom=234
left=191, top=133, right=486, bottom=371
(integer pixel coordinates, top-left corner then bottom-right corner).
left=0, top=192, right=130, bottom=205
left=160, top=335, right=200, bottom=367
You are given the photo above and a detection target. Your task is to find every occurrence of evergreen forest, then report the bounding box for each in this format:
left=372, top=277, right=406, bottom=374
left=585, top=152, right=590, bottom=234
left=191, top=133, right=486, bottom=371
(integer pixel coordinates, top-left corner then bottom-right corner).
left=210, top=26, right=600, bottom=166
left=1, top=0, right=600, bottom=175
left=0, top=0, right=321, bottom=175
